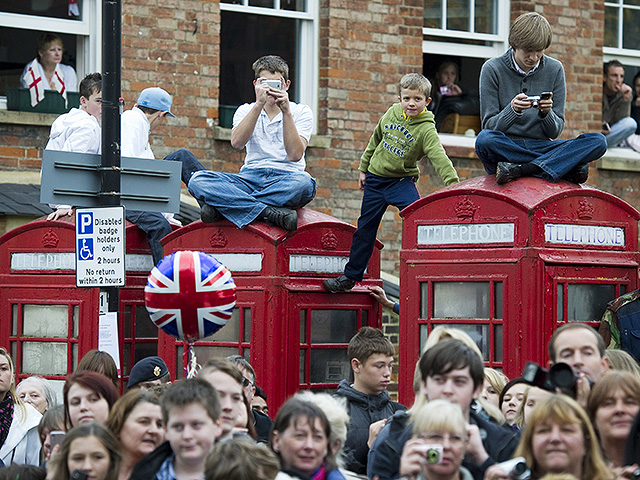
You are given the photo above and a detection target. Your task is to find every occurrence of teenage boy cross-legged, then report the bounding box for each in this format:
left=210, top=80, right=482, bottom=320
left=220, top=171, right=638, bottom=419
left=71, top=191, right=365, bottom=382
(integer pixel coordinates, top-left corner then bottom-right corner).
left=324, top=73, right=459, bottom=293
left=187, top=55, right=317, bottom=231
left=335, top=327, right=406, bottom=474
left=474, top=12, right=607, bottom=185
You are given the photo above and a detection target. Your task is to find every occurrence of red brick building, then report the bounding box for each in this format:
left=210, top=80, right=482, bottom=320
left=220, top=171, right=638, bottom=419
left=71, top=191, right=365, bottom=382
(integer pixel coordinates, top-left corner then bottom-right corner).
left=1, top=0, right=639, bottom=277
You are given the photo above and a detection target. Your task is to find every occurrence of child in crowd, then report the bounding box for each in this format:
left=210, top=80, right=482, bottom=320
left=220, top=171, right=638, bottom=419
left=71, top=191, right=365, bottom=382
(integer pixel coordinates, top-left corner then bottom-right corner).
left=323, top=73, right=459, bottom=293
left=45, top=72, right=102, bottom=221
left=129, top=378, right=221, bottom=480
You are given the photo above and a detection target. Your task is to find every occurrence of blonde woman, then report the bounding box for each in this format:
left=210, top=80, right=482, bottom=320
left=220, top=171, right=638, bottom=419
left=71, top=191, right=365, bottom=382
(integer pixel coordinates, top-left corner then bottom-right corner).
left=0, top=347, right=42, bottom=465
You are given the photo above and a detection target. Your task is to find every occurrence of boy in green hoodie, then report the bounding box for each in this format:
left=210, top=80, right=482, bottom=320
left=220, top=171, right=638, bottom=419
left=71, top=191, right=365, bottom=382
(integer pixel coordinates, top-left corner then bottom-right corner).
left=324, top=73, right=459, bottom=293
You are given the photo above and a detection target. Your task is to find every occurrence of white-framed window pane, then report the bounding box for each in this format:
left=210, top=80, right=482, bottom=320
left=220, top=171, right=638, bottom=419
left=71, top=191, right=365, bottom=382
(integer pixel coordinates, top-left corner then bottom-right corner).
left=21, top=342, right=68, bottom=375
left=23, top=304, right=69, bottom=337
left=1, top=1, right=82, bottom=20
left=623, top=8, right=640, bottom=50
left=604, top=1, right=640, bottom=51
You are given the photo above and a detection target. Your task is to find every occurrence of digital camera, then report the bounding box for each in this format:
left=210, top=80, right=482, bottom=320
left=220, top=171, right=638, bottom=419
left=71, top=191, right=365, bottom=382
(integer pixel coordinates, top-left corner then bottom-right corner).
left=495, top=457, right=531, bottom=480
left=527, top=95, right=541, bottom=108
left=522, top=361, right=588, bottom=397
left=416, top=444, right=443, bottom=464
left=439, top=85, right=450, bottom=95
left=263, top=79, right=282, bottom=90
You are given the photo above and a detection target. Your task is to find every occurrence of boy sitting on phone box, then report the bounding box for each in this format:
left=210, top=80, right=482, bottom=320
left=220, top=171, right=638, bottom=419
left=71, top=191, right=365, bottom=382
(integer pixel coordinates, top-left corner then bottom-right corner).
left=474, top=12, right=607, bottom=185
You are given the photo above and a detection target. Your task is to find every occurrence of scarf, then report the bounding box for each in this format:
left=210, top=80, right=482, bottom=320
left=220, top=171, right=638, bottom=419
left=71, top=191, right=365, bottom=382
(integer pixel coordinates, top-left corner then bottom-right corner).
left=0, top=392, right=15, bottom=448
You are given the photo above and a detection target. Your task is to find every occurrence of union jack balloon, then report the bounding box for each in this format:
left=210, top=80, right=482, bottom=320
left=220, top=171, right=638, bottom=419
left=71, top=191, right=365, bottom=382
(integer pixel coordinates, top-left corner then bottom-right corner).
left=144, top=251, right=237, bottom=342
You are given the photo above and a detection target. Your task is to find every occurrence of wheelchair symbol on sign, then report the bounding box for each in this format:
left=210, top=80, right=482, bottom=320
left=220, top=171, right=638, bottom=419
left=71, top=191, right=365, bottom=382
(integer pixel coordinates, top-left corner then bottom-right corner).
left=78, top=238, right=94, bottom=261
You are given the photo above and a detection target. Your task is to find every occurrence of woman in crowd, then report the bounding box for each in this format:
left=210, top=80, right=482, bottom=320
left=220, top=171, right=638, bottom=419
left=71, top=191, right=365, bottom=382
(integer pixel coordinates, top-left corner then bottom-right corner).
left=17, top=376, right=58, bottom=414
left=429, top=61, right=479, bottom=129
left=20, top=33, right=78, bottom=94
left=487, top=394, right=613, bottom=480
left=499, top=377, right=528, bottom=428
left=398, top=399, right=473, bottom=480
left=604, top=349, right=640, bottom=377
left=49, top=423, right=121, bottom=480
left=270, top=397, right=345, bottom=480
left=512, top=386, right=552, bottom=429
left=38, top=404, right=65, bottom=464
left=63, top=371, right=119, bottom=429
left=105, top=389, right=165, bottom=480
left=587, top=370, right=640, bottom=468
left=77, top=350, right=119, bottom=390
left=0, top=347, right=42, bottom=465
left=481, top=368, right=508, bottom=409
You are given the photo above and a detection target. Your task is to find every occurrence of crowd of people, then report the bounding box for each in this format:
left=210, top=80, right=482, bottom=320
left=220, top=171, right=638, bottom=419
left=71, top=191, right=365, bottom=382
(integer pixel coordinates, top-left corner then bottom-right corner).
left=3, top=320, right=640, bottom=480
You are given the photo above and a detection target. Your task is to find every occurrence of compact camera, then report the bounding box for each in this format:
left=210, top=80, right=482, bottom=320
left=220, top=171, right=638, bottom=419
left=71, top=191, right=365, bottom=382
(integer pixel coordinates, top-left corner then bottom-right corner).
left=522, top=361, right=587, bottom=397
left=416, top=444, right=443, bottom=464
left=527, top=91, right=551, bottom=108
left=495, top=457, right=531, bottom=480
left=439, top=85, right=450, bottom=95
left=70, top=471, right=89, bottom=480
left=263, top=79, right=282, bottom=90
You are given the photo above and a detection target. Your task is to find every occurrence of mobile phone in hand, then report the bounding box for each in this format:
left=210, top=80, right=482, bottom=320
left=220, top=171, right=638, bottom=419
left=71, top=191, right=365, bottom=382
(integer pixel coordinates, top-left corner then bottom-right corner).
left=50, top=430, right=65, bottom=450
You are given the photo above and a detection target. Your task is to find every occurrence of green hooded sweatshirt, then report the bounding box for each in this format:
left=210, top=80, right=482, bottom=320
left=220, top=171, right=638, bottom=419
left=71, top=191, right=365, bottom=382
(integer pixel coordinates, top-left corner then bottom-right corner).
left=359, top=103, right=459, bottom=186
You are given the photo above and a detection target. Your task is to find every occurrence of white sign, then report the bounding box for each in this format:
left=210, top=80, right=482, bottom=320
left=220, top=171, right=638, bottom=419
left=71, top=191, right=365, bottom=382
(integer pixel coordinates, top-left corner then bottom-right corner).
left=418, top=223, right=515, bottom=245
left=10, top=253, right=152, bottom=272
left=75, top=207, right=125, bottom=287
left=99, top=312, right=121, bottom=376
left=289, top=254, right=352, bottom=273
left=544, top=223, right=625, bottom=247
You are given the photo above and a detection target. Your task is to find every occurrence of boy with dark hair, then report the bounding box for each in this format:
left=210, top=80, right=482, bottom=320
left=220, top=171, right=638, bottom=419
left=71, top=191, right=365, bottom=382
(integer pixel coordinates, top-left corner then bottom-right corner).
left=602, top=59, right=637, bottom=147
left=188, top=54, right=317, bottom=231
left=335, top=327, right=405, bottom=474
left=367, top=340, right=519, bottom=480
left=324, top=73, right=459, bottom=293
left=129, top=378, right=222, bottom=480
left=45, top=72, right=102, bottom=221
left=475, top=12, right=606, bottom=185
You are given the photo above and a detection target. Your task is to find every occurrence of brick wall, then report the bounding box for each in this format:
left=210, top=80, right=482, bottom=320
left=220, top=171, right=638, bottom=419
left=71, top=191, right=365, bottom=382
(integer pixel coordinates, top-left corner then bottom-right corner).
left=510, top=2, right=605, bottom=138
left=0, top=122, right=50, bottom=170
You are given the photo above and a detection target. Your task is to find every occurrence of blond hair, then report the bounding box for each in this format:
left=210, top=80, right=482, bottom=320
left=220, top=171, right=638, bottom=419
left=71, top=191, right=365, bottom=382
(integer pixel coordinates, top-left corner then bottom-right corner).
left=412, top=399, right=467, bottom=437
left=508, top=12, right=553, bottom=51
left=515, top=395, right=613, bottom=480
left=399, top=73, right=431, bottom=98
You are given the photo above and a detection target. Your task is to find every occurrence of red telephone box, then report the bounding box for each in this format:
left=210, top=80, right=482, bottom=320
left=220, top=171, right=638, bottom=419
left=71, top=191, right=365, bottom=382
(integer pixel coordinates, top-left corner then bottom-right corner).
left=398, top=176, right=640, bottom=404
left=0, top=218, right=162, bottom=392
left=161, top=208, right=383, bottom=410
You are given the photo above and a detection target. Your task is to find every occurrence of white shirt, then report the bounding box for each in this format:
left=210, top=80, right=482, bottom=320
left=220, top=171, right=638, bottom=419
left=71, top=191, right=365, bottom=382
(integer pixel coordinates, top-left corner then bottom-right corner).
left=121, top=106, right=155, bottom=159
left=233, top=101, right=313, bottom=173
left=20, top=60, right=78, bottom=92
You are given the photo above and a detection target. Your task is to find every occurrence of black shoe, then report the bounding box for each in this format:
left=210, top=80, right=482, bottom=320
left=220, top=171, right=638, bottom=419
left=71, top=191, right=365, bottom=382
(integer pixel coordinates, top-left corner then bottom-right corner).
left=262, top=207, right=298, bottom=231
left=495, top=162, right=522, bottom=185
left=563, top=164, right=589, bottom=184
left=201, top=204, right=221, bottom=223
left=323, top=275, right=356, bottom=293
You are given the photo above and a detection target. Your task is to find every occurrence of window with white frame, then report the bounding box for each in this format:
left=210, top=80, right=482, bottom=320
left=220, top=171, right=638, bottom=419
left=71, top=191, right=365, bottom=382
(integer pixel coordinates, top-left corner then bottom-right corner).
left=604, top=0, right=640, bottom=63
left=0, top=0, right=101, bottom=100
left=219, top=0, right=317, bottom=130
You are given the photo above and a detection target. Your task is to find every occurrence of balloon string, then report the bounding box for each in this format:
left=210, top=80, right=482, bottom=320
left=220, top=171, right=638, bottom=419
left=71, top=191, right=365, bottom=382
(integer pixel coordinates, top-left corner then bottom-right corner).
left=186, top=342, right=199, bottom=378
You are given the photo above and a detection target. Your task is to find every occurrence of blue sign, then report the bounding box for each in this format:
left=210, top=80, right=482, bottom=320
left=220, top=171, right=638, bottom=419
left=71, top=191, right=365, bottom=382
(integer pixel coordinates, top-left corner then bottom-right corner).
left=78, top=212, right=94, bottom=235
left=77, top=238, right=94, bottom=261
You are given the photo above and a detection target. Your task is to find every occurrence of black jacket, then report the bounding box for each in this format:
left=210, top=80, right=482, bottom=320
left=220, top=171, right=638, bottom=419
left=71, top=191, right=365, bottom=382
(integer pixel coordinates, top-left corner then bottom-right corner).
left=367, top=407, right=520, bottom=480
left=335, top=379, right=406, bottom=474
left=129, top=441, right=173, bottom=480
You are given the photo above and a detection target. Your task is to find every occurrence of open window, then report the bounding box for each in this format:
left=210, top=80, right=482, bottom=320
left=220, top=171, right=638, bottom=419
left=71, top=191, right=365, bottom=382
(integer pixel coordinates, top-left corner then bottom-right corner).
left=0, top=0, right=101, bottom=106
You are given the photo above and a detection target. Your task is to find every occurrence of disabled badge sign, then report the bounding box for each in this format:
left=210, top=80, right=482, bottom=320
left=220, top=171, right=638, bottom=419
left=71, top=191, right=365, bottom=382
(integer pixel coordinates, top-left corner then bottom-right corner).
left=75, top=207, right=126, bottom=287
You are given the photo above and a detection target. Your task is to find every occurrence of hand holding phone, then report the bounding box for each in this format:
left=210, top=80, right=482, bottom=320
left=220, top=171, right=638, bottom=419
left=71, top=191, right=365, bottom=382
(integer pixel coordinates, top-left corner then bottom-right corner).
left=262, top=79, right=282, bottom=90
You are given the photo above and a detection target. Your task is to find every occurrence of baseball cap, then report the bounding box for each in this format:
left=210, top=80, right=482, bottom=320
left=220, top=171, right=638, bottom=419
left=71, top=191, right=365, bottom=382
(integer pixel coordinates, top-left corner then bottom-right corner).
left=127, top=356, right=170, bottom=388
left=136, top=87, right=175, bottom=117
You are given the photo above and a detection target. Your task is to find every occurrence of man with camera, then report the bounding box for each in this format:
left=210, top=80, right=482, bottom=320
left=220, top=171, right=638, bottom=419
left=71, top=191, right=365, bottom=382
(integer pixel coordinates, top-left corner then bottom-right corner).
left=547, top=322, right=610, bottom=407
left=187, top=55, right=316, bottom=231
left=475, top=12, right=607, bottom=185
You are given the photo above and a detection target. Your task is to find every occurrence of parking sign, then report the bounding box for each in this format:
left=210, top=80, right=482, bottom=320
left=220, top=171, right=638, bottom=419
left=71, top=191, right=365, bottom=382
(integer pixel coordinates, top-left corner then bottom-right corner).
left=75, top=207, right=125, bottom=287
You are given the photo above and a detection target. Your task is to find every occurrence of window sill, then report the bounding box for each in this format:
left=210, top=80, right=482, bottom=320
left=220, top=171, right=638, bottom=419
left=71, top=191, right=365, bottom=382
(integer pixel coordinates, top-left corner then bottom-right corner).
left=0, top=109, right=59, bottom=126
left=212, top=125, right=331, bottom=148
left=595, top=147, right=640, bottom=173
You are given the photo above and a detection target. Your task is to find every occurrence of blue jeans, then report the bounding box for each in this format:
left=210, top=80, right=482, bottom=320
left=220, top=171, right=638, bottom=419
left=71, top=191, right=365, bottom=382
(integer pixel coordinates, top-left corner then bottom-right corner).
left=475, top=130, right=607, bottom=181
left=606, top=117, right=638, bottom=147
left=187, top=167, right=317, bottom=228
left=125, top=210, right=172, bottom=265
left=344, top=174, right=419, bottom=281
left=164, top=148, right=206, bottom=186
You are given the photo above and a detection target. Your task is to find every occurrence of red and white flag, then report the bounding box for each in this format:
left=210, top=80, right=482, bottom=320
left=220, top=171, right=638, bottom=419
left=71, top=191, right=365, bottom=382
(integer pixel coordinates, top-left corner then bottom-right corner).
left=50, top=63, right=68, bottom=106
left=22, top=59, right=44, bottom=107
left=68, top=0, right=80, bottom=16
